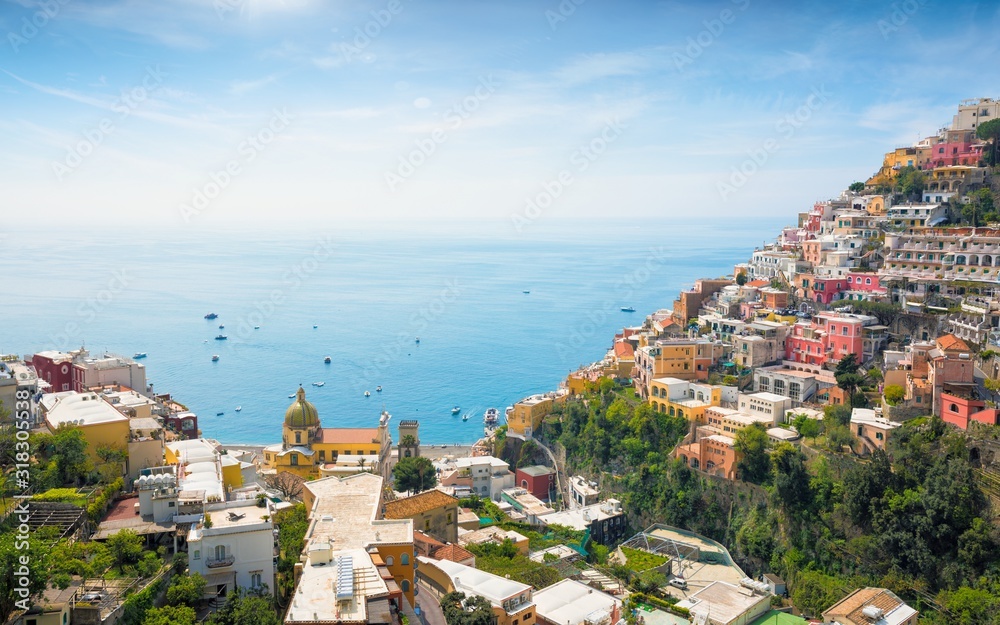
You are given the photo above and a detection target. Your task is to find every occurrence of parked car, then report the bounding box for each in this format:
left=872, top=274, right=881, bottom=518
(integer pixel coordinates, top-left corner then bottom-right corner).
left=669, top=578, right=688, bottom=589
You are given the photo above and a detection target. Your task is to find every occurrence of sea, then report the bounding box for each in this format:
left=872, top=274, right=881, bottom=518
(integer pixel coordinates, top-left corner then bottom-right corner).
left=0, top=219, right=783, bottom=445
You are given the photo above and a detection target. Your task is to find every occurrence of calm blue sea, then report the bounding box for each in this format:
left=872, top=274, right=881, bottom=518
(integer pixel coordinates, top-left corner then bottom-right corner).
left=0, top=219, right=781, bottom=445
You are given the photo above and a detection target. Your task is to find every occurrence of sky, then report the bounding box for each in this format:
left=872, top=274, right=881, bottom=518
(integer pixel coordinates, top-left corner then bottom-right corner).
left=2, top=0, right=1000, bottom=230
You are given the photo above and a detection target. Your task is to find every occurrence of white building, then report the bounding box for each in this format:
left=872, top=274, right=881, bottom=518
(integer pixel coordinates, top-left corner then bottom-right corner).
left=737, top=392, right=792, bottom=426
left=677, top=580, right=771, bottom=625
left=448, top=456, right=514, bottom=501
left=568, top=476, right=600, bottom=507
left=532, top=579, right=621, bottom=625
left=188, top=500, right=276, bottom=597
left=952, top=97, right=1000, bottom=131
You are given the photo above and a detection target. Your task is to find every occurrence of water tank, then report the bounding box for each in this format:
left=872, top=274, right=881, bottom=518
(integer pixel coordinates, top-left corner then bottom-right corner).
left=862, top=606, right=884, bottom=620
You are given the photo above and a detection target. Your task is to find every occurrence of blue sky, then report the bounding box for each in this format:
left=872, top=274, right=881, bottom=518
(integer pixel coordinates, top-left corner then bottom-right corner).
left=2, top=0, right=999, bottom=229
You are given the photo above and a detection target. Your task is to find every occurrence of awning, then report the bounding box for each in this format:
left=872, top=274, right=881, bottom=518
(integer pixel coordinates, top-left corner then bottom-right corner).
left=203, top=571, right=237, bottom=588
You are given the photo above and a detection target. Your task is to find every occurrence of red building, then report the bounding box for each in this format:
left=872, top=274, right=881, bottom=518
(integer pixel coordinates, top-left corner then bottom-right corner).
left=31, top=351, right=75, bottom=392
left=515, top=465, right=555, bottom=501
left=940, top=392, right=1000, bottom=429
left=162, top=411, right=200, bottom=440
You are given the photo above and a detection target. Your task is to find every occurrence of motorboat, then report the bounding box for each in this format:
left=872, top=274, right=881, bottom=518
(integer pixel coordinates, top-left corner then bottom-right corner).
left=313, top=325, right=318, bottom=329
left=462, top=414, right=469, bottom=421
left=484, top=408, right=499, bottom=425
left=235, top=406, right=242, bottom=412
left=133, top=352, right=147, bottom=359
left=621, top=306, right=635, bottom=313
left=211, top=355, right=220, bottom=362
left=364, top=391, right=371, bottom=397
left=523, top=290, right=530, bottom=294
left=216, top=411, right=224, bottom=416
left=254, top=326, right=260, bottom=329
left=376, top=386, right=382, bottom=393
left=324, top=356, right=332, bottom=363
left=219, top=324, right=225, bottom=329
left=288, top=393, right=295, bottom=398
left=415, top=337, right=420, bottom=343
left=215, top=335, right=228, bottom=340
left=312, top=382, right=325, bottom=387
left=451, top=406, right=461, bottom=415
left=204, top=313, right=218, bottom=320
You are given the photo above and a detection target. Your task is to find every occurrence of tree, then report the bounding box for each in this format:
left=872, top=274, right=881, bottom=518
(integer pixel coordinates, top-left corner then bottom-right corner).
left=894, top=166, right=925, bottom=200
left=797, top=417, right=821, bottom=442
left=96, top=443, right=129, bottom=483
left=976, top=117, right=1000, bottom=166
left=734, top=423, right=771, bottom=484
left=166, top=573, right=206, bottom=606
left=848, top=181, right=865, bottom=193
left=735, top=271, right=748, bottom=286
left=771, top=443, right=812, bottom=512
left=883, top=384, right=905, bottom=406
left=440, top=591, right=495, bottom=625
left=261, top=471, right=304, bottom=501
left=392, top=456, right=437, bottom=493
left=0, top=532, right=49, bottom=623
left=34, top=425, right=90, bottom=485
left=143, top=605, right=196, bottom=625
left=834, top=353, right=860, bottom=378
left=961, top=188, right=997, bottom=226
left=107, top=529, right=144, bottom=569
left=208, top=588, right=280, bottom=625
left=842, top=448, right=895, bottom=528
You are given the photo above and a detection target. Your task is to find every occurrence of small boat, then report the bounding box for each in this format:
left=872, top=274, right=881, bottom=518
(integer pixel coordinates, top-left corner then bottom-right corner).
left=523, top=290, right=530, bottom=294
left=376, top=386, right=382, bottom=393
left=215, top=335, right=228, bottom=340
left=621, top=306, right=636, bottom=313
left=462, top=414, right=469, bottom=421
left=484, top=408, right=499, bottom=425
left=235, top=406, right=242, bottom=412
left=324, top=356, right=332, bottom=364
left=204, top=313, right=218, bottom=320
left=288, top=393, right=295, bottom=398
left=133, top=352, right=147, bottom=359
left=216, top=411, right=224, bottom=416
left=451, top=406, right=461, bottom=415
left=211, top=355, right=220, bottom=362
left=313, top=325, right=318, bottom=329
left=254, top=326, right=260, bottom=329
left=415, top=337, right=420, bottom=343
left=312, top=381, right=325, bottom=387
left=364, top=391, right=370, bottom=397
left=219, top=324, right=225, bottom=329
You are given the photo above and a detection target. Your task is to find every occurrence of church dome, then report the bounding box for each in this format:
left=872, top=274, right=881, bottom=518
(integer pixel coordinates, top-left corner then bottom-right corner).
left=284, top=387, right=319, bottom=428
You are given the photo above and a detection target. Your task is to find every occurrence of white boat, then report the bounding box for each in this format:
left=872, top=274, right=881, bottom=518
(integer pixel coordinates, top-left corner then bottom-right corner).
left=364, top=391, right=371, bottom=397
left=324, top=356, right=332, bottom=363
left=312, top=381, right=325, bottom=387
left=133, top=352, right=147, bottom=359
left=415, top=337, right=420, bottom=343
left=484, top=408, right=499, bottom=425
left=211, top=355, right=220, bottom=362
left=288, top=393, right=295, bottom=398
left=235, top=406, right=242, bottom=412
left=376, top=386, right=382, bottom=392
left=621, top=306, right=635, bottom=313
left=451, top=406, right=461, bottom=415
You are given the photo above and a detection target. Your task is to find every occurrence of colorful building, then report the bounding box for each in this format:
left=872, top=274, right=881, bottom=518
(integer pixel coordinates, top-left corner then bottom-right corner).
left=515, top=465, right=556, bottom=501
left=262, top=387, right=392, bottom=480
left=44, top=391, right=130, bottom=468
left=508, top=391, right=566, bottom=438
left=383, top=490, right=459, bottom=545
left=417, top=558, right=536, bottom=625
left=647, top=378, right=736, bottom=421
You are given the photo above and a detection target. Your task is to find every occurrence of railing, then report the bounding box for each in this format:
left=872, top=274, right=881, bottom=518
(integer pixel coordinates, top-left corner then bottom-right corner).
left=206, top=555, right=235, bottom=568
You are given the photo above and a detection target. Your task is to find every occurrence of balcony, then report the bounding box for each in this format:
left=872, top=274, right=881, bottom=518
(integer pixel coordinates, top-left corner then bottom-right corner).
left=206, top=555, right=235, bottom=568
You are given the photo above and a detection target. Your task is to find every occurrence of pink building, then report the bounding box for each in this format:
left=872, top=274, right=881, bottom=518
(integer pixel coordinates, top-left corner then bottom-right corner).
left=846, top=273, right=885, bottom=293
left=785, top=312, right=876, bottom=366
left=810, top=277, right=849, bottom=304
left=940, top=392, right=1000, bottom=430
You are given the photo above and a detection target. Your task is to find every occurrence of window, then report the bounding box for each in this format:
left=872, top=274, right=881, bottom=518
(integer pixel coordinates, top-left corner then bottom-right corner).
left=447, top=513, right=453, bottom=523
left=290, top=454, right=298, bottom=466
left=215, top=545, right=227, bottom=560
left=401, top=553, right=409, bottom=565
left=401, top=579, right=410, bottom=593
left=950, top=403, right=959, bottom=413
left=319, top=450, right=325, bottom=461
left=385, top=556, right=394, bottom=565
left=295, top=432, right=301, bottom=444
left=865, top=278, right=872, bottom=285
left=343, top=450, right=351, bottom=455
left=193, top=550, right=200, bottom=560
left=251, top=572, right=262, bottom=588
left=168, top=501, right=175, bottom=507
left=876, top=432, right=883, bottom=440
left=424, top=519, right=430, bottom=531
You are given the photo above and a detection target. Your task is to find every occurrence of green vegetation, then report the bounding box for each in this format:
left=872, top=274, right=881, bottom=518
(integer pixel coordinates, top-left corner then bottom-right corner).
left=207, top=588, right=281, bottom=625
left=464, top=539, right=561, bottom=589
left=458, top=494, right=506, bottom=523
left=960, top=188, right=998, bottom=226
left=883, top=384, right=905, bottom=406
left=142, top=605, right=196, bottom=625
left=393, top=456, right=438, bottom=493
left=31, top=487, right=90, bottom=508
left=848, top=181, right=865, bottom=193
left=441, top=591, right=495, bottom=625
left=977, top=118, right=1000, bottom=167
left=274, top=503, right=309, bottom=598
left=620, top=546, right=668, bottom=571
left=166, top=572, right=206, bottom=607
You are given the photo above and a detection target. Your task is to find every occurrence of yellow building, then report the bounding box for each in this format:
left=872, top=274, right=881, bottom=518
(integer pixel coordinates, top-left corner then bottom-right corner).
left=383, top=490, right=459, bottom=544
left=44, top=392, right=130, bottom=466
left=263, top=387, right=392, bottom=481
left=418, top=558, right=536, bottom=625
left=647, top=378, right=731, bottom=421
left=508, top=392, right=566, bottom=438
left=704, top=406, right=772, bottom=435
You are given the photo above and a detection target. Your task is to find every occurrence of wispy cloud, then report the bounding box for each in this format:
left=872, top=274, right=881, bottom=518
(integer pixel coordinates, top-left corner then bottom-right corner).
left=229, top=74, right=278, bottom=95
left=553, top=51, right=652, bottom=86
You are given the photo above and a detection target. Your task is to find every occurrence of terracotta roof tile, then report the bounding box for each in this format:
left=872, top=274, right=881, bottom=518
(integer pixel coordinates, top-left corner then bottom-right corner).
left=383, top=490, right=458, bottom=519
left=318, top=428, right=381, bottom=444
left=614, top=343, right=635, bottom=359
left=431, top=543, right=475, bottom=564
left=936, top=334, right=970, bottom=352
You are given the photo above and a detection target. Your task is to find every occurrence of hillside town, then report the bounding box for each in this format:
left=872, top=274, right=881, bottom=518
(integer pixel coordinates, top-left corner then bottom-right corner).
left=3, top=97, right=1000, bottom=625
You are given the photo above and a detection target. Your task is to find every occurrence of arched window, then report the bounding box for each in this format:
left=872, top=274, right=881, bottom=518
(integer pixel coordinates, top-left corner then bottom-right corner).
left=950, top=403, right=959, bottom=413
left=401, top=553, right=409, bottom=566
left=401, top=580, right=410, bottom=593
left=295, top=432, right=301, bottom=444
left=385, top=556, right=394, bottom=566
left=865, top=278, right=872, bottom=285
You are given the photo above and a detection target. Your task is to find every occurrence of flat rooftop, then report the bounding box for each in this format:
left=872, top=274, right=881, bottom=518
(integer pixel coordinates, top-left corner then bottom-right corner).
left=679, top=581, right=769, bottom=625
left=286, top=548, right=389, bottom=624
left=305, top=473, right=412, bottom=550
left=532, top=579, right=620, bottom=625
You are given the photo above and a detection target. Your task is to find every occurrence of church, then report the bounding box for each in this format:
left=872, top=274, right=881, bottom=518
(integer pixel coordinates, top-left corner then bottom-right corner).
left=262, top=387, right=392, bottom=480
